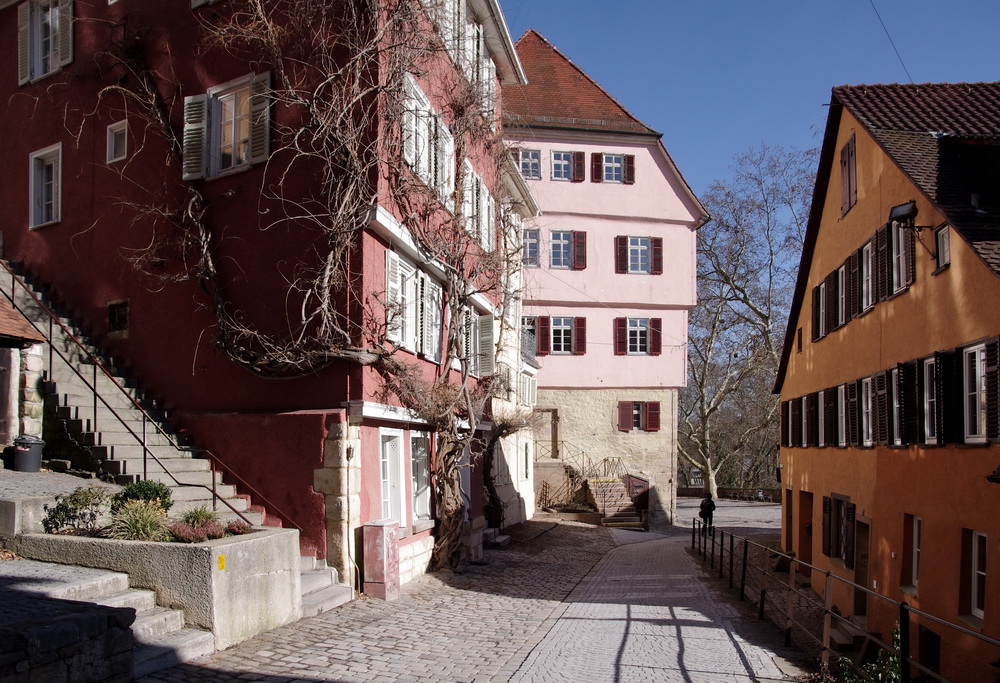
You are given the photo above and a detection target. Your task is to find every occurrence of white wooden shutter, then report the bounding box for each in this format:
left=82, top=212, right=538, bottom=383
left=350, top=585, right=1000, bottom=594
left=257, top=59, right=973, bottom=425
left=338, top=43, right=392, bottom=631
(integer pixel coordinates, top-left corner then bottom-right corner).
left=423, top=276, right=442, bottom=362
left=385, top=250, right=401, bottom=340
left=17, top=3, right=30, bottom=86
left=483, top=191, right=495, bottom=250
left=437, top=117, right=454, bottom=205
left=247, top=72, right=271, bottom=165
left=462, top=161, right=474, bottom=231
left=477, top=314, right=495, bottom=376
left=182, top=94, right=208, bottom=181
left=57, top=0, right=73, bottom=67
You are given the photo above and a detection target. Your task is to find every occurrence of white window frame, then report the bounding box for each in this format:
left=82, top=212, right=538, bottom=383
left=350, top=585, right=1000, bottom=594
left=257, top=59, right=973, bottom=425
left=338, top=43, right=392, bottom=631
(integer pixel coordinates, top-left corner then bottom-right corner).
left=107, top=120, right=127, bottom=163
left=519, top=149, right=541, bottom=180
left=924, top=359, right=938, bottom=445
left=29, top=143, right=61, bottom=229
left=891, top=367, right=901, bottom=446
left=801, top=396, right=808, bottom=448
left=18, top=0, right=72, bottom=86
left=518, top=372, right=537, bottom=406
left=837, top=384, right=847, bottom=447
left=911, top=515, right=921, bottom=588
left=861, top=242, right=874, bottom=310
left=972, top=531, right=987, bottom=619
left=603, top=153, right=624, bottom=183
left=964, top=344, right=987, bottom=444
left=935, top=226, right=951, bottom=269
left=522, top=228, right=540, bottom=267
left=379, top=428, right=406, bottom=529
left=551, top=316, right=573, bottom=354
left=410, top=432, right=432, bottom=523
left=817, top=281, right=827, bottom=337
left=386, top=251, right=443, bottom=362
left=550, top=231, right=572, bottom=269
left=551, top=151, right=572, bottom=181
left=818, top=389, right=826, bottom=448
left=861, top=377, right=873, bottom=446
left=891, top=220, right=907, bottom=292
left=628, top=236, right=651, bottom=274
left=627, top=318, right=649, bottom=355
left=837, top=266, right=846, bottom=326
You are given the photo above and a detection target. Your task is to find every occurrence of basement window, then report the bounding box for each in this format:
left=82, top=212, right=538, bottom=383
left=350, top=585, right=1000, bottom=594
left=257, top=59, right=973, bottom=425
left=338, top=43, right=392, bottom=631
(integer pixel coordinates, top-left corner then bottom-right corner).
left=108, top=300, right=129, bottom=335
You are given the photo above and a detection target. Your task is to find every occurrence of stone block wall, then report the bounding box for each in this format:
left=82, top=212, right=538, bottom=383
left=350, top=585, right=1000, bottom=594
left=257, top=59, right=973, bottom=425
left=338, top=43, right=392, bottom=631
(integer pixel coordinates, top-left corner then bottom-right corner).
left=399, top=535, right=433, bottom=584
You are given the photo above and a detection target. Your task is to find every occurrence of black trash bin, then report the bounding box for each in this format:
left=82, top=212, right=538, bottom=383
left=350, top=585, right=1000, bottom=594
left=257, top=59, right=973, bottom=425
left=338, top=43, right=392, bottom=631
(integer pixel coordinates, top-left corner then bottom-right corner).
left=13, top=435, right=45, bottom=473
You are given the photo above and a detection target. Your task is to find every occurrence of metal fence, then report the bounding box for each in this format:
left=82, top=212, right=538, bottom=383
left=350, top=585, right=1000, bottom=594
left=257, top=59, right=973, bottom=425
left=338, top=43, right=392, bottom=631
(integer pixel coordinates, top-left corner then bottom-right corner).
left=690, top=519, right=1000, bottom=682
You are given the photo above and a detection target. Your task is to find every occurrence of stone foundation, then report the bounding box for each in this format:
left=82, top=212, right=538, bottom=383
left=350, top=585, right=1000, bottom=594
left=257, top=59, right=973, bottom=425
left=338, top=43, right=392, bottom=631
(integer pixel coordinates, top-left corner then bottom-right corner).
left=399, top=534, right=433, bottom=585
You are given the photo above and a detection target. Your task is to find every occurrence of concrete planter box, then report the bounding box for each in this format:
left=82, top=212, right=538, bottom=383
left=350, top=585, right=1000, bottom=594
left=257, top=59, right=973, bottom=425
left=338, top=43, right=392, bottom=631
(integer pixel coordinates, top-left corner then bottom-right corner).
left=3, top=527, right=301, bottom=650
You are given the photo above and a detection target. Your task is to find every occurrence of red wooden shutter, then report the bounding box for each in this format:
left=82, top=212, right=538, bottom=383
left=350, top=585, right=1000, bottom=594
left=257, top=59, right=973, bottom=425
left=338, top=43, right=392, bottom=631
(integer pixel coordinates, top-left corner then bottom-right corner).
left=651, top=237, right=663, bottom=275
left=536, top=316, right=550, bottom=355
left=822, top=497, right=832, bottom=556
left=615, top=236, right=628, bottom=273
left=591, top=153, right=603, bottom=183
left=614, top=318, right=627, bottom=355
left=617, top=401, right=631, bottom=431
left=572, top=231, right=587, bottom=270
left=645, top=401, right=660, bottom=431
left=572, top=317, right=586, bottom=355
left=844, top=503, right=857, bottom=569
left=572, top=151, right=586, bottom=182
left=623, top=155, right=635, bottom=184
left=650, top=318, right=662, bottom=356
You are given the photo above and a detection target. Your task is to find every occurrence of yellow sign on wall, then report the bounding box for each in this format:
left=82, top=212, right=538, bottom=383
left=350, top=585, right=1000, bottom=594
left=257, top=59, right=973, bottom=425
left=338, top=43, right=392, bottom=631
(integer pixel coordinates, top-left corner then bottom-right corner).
left=218, top=554, right=226, bottom=570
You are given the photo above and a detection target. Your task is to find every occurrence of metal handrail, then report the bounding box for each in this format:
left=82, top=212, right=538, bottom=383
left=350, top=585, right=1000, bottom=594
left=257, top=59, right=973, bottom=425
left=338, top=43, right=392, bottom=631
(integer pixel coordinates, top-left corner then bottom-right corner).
left=0, top=261, right=294, bottom=528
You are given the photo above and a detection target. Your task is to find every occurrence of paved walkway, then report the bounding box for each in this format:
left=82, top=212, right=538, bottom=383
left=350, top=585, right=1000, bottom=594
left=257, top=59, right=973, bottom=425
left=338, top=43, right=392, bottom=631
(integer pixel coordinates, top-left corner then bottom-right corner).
left=142, top=512, right=803, bottom=683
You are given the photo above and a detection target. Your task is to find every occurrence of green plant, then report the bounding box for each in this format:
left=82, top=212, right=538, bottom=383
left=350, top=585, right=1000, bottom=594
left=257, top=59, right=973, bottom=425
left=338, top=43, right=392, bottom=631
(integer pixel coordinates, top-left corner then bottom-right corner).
left=112, top=480, right=173, bottom=513
left=42, top=486, right=111, bottom=535
left=103, top=499, right=169, bottom=541
left=180, top=505, right=220, bottom=528
left=837, top=627, right=901, bottom=683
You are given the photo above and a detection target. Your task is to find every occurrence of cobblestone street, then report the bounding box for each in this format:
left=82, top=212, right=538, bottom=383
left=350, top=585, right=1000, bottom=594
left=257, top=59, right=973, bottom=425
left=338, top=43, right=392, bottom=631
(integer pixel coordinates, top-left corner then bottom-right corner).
left=143, top=503, right=802, bottom=682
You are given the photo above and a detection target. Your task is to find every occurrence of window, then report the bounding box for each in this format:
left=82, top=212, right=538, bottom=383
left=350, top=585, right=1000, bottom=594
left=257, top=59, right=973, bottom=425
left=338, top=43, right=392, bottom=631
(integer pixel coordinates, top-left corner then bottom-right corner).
left=923, top=359, right=938, bottom=445
left=107, top=121, right=127, bottom=163
left=386, top=251, right=443, bottom=362
left=817, top=281, right=827, bottom=338
left=861, top=242, right=874, bottom=310
left=460, top=308, right=495, bottom=377
left=518, top=149, right=541, bottom=180
left=522, top=228, right=540, bottom=267
left=549, top=231, right=586, bottom=270
left=823, top=495, right=855, bottom=567
left=935, top=226, right=951, bottom=270
left=551, top=151, right=572, bottom=181
left=801, top=396, right=809, bottom=448
left=591, top=152, right=635, bottom=184
left=29, top=143, right=61, bottom=228
left=617, top=401, right=660, bottom=432
left=840, top=134, right=857, bottom=215
left=107, top=300, right=128, bottom=334
left=891, top=221, right=908, bottom=293
left=410, top=434, right=431, bottom=523
left=837, top=266, right=846, bottom=326
left=535, top=316, right=585, bottom=356
left=971, top=531, right=987, bottom=619
left=902, top=514, right=921, bottom=588
left=964, top=344, right=987, bottom=443
left=890, top=367, right=901, bottom=446
left=551, top=316, right=574, bottom=354
left=615, top=236, right=662, bottom=274
left=462, top=163, right=494, bottom=249
left=380, top=430, right=405, bottom=528
left=837, top=384, right=847, bottom=447
left=861, top=377, right=873, bottom=446
left=614, top=317, right=661, bottom=356
left=183, top=72, right=270, bottom=180
left=518, top=372, right=537, bottom=406
left=818, top=389, right=826, bottom=448
left=402, top=77, right=455, bottom=203
left=17, top=0, right=72, bottom=85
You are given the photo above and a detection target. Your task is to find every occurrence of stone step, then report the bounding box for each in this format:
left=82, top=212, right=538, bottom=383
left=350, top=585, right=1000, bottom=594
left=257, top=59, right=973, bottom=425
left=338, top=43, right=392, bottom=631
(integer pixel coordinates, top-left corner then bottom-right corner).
left=484, top=527, right=499, bottom=543
left=300, top=584, right=354, bottom=619
left=92, top=444, right=193, bottom=461
left=132, top=606, right=185, bottom=642
left=0, top=560, right=130, bottom=601
left=169, top=484, right=237, bottom=502
left=301, top=568, right=338, bottom=595
left=487, top=534, right=510, bottom=549
left=133, top=628, right=216, bottom=679
left=138, top=469, right=224, bottom=488
left=76, top=430, right=178, bottom=448
left=93, top=588, right=158, bottom=612
left=170, top=496, right=251, bottom=515
left=101, top=457, right=210, bottom=477
left=603, top=520, right=643, bottom=528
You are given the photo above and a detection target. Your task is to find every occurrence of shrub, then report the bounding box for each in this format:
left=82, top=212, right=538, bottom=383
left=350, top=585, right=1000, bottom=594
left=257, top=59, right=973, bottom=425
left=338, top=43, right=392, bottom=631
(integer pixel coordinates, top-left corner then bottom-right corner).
left=42, top=486, right=111, bottom=535
left=168, top=522, right=205, bottom=544
left=225, top=519, right=254, bottom=535
left=200, top=522, right=226, bottom=540
left=112, top=480, right=173, bottom=513
left=180, top=505, right=220, bottom=528
left=103, top=499, right=169, bottom=541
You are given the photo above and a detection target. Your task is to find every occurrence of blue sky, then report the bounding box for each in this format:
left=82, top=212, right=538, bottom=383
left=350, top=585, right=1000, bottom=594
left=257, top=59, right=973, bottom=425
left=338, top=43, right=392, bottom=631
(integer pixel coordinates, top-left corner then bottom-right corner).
left=498, top=1, right=1000, bottom=195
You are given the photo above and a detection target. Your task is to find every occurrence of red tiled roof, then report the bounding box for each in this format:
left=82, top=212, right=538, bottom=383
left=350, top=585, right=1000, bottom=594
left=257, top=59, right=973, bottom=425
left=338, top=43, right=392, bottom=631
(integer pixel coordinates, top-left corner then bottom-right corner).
left=836, top=82, right=1000, bottom=275
left=503, top=30, right=659, bottom=136
left=0, top=301, right=43, bottom=348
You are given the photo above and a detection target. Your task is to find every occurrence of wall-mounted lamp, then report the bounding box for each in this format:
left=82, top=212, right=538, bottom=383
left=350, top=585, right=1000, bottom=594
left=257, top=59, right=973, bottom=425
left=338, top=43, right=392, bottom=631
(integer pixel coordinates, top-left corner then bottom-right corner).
left=986, top=466, right=1000, bottom=484
left=889, top=200, right=917, bottom=222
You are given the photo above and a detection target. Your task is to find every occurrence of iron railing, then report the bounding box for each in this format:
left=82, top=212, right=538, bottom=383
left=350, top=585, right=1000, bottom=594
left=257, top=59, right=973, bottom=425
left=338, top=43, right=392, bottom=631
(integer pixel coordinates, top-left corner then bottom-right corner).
left=0, top=260, right=302, bottom=530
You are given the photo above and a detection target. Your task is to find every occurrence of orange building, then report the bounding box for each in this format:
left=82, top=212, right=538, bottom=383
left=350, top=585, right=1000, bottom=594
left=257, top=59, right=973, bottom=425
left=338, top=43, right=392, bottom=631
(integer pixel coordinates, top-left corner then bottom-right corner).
left=775, top=83, right=1000, bottom=680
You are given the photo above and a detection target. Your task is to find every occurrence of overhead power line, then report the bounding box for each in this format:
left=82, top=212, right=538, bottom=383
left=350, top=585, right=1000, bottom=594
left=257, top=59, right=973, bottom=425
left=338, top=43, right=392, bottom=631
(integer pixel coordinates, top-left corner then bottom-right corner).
left=868, top=0, right=914, bottom=84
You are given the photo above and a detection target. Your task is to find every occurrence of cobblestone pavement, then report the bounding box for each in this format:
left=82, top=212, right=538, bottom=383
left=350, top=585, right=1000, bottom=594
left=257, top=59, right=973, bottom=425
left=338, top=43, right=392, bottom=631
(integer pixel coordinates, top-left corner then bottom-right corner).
left=142, top=515, right=803, bottom=683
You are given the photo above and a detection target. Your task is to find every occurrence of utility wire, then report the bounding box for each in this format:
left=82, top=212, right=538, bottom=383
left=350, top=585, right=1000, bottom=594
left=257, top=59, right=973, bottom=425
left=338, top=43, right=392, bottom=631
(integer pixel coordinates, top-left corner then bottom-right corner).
left=868, top=0, right=914, bottom=83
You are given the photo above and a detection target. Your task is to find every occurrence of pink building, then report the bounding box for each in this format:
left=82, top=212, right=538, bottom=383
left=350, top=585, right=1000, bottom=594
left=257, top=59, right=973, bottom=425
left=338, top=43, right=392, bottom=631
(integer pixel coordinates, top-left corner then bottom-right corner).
left=504, top=31, right=707, bottom=523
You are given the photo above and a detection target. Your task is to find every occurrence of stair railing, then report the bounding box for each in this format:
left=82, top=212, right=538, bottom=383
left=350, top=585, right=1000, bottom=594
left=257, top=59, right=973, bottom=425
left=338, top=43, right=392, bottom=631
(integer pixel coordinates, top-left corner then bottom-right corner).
left=0, top=261, right=301, bottom=529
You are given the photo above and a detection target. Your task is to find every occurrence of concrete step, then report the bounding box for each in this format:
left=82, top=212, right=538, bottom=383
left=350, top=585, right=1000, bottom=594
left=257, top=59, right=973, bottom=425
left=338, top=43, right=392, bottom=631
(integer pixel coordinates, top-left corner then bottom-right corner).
left=93, top=588, right=158, bottom=612
left=300, top=584, right=354, bottom=619
left=484, top=527, right=499, bottom=543
left=487, top=534, right=510, bottom=549
left=133, top=469, right=223, bottom=488
left=133, top=628, right=216, bottom=679
left=170, top=484, right=237, bottom=502
left=132, top=606, right=185, bottom=642
left=301, top=568, right=338, bottom=595
left=0, top=560, right=130, bottom=601
left=603, top=520, right=644, bottom=528
left=169, top=496, right=251, bottom=515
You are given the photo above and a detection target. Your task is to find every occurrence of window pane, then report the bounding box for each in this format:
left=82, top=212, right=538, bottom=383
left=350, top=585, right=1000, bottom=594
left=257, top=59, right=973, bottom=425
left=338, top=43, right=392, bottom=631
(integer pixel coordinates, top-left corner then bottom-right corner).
left=603, top=154, right=623, bottom=182
left=550, top=231, right=572, bottom=268
left=552, top=317, right=573, bottom=353
left=552, top=152, right=571, bottom=180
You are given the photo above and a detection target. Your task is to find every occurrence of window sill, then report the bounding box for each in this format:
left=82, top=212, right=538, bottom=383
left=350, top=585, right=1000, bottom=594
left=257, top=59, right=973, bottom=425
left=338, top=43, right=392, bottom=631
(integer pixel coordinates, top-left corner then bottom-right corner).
left=205, top=164, right=253, bottom=181
left=958, top=614, right=984, bottom=631
left=412, top=519, right=434, bottom=534
left=932, top=263, right=950, bottom=276
left=29, top=219, right=61, bottom=231
left=27, top=68, right=62, bottom=86
left=957, top=441, right=989, bottom=448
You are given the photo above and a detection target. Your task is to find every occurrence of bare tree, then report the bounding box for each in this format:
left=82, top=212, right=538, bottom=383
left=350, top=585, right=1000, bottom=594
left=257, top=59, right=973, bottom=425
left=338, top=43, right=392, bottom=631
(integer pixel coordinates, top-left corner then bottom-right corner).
left=679, top=145, right=815, bottom=496
left=62, top=0, right=527, bottom=568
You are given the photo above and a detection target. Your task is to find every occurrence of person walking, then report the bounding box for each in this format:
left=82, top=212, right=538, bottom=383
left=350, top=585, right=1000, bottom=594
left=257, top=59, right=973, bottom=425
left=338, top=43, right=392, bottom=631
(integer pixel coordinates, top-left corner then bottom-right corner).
left=699, top=492, right=716, bottom=534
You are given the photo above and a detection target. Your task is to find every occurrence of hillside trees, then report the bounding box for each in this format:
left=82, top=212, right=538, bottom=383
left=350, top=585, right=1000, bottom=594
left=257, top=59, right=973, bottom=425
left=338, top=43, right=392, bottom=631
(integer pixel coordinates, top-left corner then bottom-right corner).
left=679, top=145, right=815, bottom=496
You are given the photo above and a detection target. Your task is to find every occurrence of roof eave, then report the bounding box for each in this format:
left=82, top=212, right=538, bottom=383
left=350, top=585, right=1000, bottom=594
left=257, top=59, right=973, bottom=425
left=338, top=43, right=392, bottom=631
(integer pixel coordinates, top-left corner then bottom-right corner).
left=469, top=0, right=527, bottom=86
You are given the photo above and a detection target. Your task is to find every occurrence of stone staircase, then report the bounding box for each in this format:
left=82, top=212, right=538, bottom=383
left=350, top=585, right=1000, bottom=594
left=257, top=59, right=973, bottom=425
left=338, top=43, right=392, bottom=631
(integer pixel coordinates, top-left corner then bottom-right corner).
left=300, top=556, right=354, bottom=618
left=589, top=478, right=643, bottom=528
left=484, top=526, right=510, bottom=549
